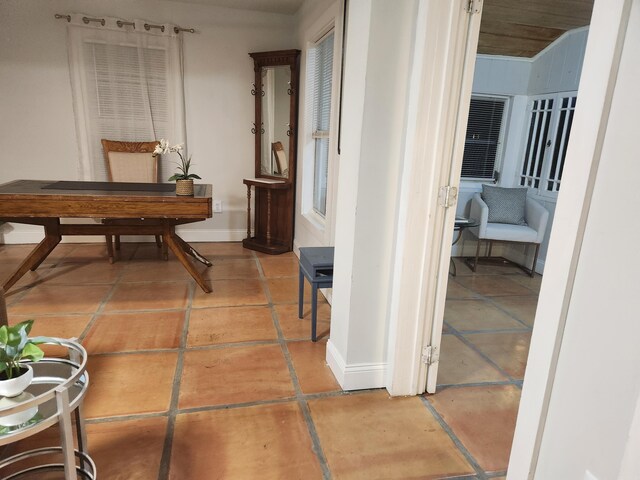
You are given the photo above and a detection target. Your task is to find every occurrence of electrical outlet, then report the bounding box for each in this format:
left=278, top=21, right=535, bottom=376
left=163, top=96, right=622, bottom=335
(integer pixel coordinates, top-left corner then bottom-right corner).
left=213, top=200, right=222, bottom=213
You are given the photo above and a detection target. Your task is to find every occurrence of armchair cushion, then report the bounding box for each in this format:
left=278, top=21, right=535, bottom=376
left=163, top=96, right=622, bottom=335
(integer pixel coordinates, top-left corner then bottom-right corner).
left=481, top=185, right=528, bottom=225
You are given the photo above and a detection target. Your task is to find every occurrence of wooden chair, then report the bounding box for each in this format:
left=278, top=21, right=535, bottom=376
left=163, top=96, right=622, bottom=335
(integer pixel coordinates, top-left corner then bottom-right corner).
left=271, top=141, right=288, bottom=176
left=100, top=139, right=165, bottom=263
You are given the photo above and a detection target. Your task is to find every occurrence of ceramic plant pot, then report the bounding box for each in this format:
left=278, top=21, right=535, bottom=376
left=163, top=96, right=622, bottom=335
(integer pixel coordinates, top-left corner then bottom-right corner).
left=176, top=179, right=194, bottom=196
left=0, top=391, right=38, bottom=427
left=0, top=364, right=33, bottom=398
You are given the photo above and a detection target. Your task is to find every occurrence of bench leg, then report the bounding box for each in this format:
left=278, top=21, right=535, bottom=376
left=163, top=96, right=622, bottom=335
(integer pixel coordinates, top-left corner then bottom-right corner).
left=311, top=283, right=318, bottom=342
left=298, top=268, right=304, bottom=319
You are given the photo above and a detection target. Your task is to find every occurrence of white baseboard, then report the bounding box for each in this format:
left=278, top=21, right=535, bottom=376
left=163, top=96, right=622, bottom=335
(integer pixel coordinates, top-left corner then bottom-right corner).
left=0, top=226, right=247, bottom=244
left=326, top=340, right=387, bottom=391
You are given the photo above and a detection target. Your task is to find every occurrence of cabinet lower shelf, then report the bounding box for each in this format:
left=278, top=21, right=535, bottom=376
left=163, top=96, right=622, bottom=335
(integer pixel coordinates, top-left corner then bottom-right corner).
left=243, top=237, right=290, bottom=255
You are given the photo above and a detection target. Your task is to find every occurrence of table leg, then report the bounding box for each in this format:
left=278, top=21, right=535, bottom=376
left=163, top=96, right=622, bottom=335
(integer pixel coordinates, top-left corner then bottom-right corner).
left=3, top=219, right=61, bottom=291
left=55, top=386, right=78, bottom=480
left=74, top=403, right=89, bottom=472
left=162, top=225, right=212, bottom=293
left=174, top=235, right=212, bottom=267
left=105, top=235, right=115, bottom=264
left=0, top=289, right=7, bottom=327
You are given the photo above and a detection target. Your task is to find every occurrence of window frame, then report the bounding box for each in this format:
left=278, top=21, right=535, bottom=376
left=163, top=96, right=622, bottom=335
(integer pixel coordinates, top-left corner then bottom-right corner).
left=301, top=25, right=337, bottom=227
left=460, top=94, right=509, bottom=182
left=310, top=29, right=336, bottom=218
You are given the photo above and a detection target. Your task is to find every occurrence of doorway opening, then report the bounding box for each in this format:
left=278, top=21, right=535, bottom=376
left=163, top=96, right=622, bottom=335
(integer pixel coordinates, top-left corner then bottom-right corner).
left=425, top=0, right=595, bottom=476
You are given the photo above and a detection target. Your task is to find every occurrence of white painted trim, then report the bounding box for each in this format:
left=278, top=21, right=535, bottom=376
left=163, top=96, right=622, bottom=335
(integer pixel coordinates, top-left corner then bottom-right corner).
left=326, top=339, right=386, bottom=390
left=0, top=227, right=247, bottom=244
left=508, top=0, right=633, bottom=477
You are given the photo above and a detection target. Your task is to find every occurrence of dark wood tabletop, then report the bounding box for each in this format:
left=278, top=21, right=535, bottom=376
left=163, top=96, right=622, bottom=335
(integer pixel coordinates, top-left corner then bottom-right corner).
left=0, top=180, right=212, bottom=219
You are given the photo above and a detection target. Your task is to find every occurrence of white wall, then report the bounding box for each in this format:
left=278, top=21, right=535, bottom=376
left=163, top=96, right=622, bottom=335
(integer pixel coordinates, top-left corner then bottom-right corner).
left=508, top=0, right=640, bottom=476
left=528, top=27, right=588, bottom=95
left=0, top=0, right=295, bottom=243
left=533, top=2, right=640, bottom=476
left=327, top=0, right=418, bottom=388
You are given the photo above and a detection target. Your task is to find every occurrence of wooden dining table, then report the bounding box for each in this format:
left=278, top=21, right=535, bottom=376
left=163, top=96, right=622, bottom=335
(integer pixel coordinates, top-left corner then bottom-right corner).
left=0, top=179, right=214, bottom=293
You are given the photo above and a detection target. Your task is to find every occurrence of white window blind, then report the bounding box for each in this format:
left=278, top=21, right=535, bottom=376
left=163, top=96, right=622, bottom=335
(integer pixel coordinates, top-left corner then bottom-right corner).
left=84, top=42, right=171, bottom=180
left=66, top=15, right=186, bottom=181
left=311, top=31, right=335, bottom=216
left=520, top=93, right=576, bottom=193
left=461, top=97, right=506, bottom=179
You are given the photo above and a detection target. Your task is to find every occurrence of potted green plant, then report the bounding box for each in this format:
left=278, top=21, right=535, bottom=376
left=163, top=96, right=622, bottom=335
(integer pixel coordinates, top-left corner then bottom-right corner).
left=0, top=320, right=46, bottom=398
left=154, top=139, right=201, bottom=196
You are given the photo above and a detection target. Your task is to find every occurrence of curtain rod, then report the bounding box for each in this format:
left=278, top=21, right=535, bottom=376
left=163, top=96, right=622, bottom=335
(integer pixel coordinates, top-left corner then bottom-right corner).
left=54, top=14, right=195, bottom=34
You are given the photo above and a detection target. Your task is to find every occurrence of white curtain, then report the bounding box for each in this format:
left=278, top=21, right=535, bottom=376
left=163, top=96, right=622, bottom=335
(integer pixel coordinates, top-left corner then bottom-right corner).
left=66, top=14, right=186, bottom=181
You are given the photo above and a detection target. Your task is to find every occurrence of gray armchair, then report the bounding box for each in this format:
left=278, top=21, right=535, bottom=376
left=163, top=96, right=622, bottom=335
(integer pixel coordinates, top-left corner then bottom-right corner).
left=466, top=192, right=549, bottom=276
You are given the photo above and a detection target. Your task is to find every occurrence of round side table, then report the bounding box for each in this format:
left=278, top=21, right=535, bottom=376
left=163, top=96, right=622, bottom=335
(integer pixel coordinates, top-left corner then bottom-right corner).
left=451, top=217, right=479, bottom=276
left=0, top=339, right=95, bottom=480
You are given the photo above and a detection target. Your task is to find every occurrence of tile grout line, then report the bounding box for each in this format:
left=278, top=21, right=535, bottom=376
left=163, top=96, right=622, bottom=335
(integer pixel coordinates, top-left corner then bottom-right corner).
left=442, top=294, right=535, bottom=332
left=77, top=252, right=131, bottom=343
left=157, top=274, right=196, bottom=480
left=420, top=397, right=489, bottom=480
left=255, top=253, right=332, bottom=480
left=84, top=387, right=383, bottom=424
left=445, top=323, right=520, bottom=384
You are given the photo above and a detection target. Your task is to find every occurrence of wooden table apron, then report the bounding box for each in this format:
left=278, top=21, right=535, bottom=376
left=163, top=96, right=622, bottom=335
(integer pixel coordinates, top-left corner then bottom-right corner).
left=0, top=180, right=214, bottom=293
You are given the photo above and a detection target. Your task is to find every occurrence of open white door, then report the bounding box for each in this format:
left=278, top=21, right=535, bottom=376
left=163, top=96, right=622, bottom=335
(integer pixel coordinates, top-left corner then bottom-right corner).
left=421, top=1, right=484, bottom=394
left=386, top=0, right=483, bottom=396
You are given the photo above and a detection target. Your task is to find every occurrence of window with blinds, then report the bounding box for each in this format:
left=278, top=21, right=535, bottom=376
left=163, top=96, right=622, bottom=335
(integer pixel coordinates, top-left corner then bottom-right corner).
left=461, top=97, right=506, bottom=180
left=82, top=42, right=171, bottom=180
left=520, top=93, right=576, bottom=193
left=310, top=31, right=335, bottom=217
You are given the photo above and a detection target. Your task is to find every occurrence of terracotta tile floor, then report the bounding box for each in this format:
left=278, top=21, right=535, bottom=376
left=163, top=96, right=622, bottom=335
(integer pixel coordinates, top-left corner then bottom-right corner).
left=0, top=244, right=539, bottom=479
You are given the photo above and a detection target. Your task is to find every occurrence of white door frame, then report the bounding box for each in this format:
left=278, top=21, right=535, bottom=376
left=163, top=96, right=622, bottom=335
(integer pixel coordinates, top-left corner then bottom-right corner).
left=386, top=0, right=483, bottom=395
left=508, top=0, right=633, bottom=476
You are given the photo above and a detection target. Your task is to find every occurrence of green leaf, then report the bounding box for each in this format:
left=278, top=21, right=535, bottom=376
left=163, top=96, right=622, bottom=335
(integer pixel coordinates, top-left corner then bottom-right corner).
left=21, top=343, right=44, bottom=363
left=0, top=326, right=7, bottom=345
left=187, top=174, right=201, bottom=180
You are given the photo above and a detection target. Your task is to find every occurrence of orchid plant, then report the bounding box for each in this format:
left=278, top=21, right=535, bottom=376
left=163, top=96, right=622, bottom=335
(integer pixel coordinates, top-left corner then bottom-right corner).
left=154, top=139, right=201, bottom=182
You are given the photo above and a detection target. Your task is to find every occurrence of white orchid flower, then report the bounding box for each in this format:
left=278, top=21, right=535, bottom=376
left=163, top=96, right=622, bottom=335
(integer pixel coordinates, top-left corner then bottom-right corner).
left=169, top=143, right=184, bottom=153
left=153, top=138, right=170, bottom=155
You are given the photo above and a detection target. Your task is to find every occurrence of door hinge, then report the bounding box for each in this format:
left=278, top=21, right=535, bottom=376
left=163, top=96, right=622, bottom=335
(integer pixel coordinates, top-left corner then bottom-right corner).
left=466, top=0, right=482, bottom=14
left=422, top=345, right=440, bottom=366
left=438, top=185, right=458, bottom=208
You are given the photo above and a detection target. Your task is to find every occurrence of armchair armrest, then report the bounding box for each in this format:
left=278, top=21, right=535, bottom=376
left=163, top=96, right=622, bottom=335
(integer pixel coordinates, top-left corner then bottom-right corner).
left=525, top=197, right=550, bottom=243
left=469, top=193, right=488, bottom=238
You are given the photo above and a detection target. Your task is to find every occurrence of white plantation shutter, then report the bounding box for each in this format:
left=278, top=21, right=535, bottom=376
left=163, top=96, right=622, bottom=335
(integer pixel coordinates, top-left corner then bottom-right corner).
left=311, top=31, right=335, bottom=216
left=67, top=15, right=186, bottom=181
left=519, top=93, right=576, bottom=193
left=461, top=97, right=505, bottom=179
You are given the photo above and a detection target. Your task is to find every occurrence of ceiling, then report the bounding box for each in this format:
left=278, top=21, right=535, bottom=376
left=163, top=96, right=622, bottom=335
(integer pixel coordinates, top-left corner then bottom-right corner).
left=167, top=0, right=593, bottom=57
left=478, top=0, right=594, bottom=57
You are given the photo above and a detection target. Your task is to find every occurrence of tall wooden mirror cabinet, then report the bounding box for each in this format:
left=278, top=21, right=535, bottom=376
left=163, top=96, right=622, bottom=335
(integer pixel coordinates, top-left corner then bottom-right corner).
left=243, top=49, right=300, bottom=254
